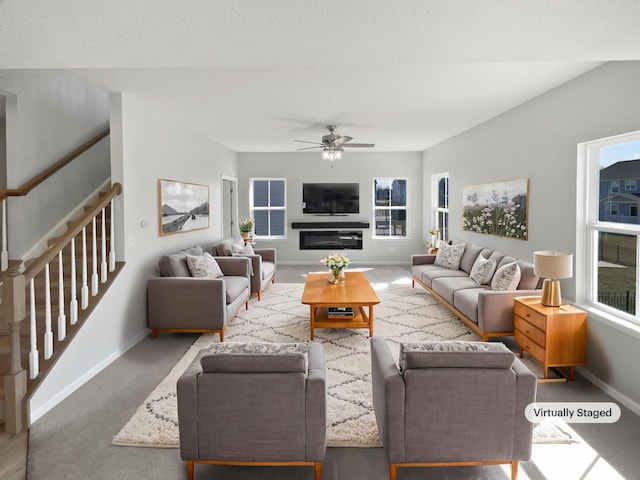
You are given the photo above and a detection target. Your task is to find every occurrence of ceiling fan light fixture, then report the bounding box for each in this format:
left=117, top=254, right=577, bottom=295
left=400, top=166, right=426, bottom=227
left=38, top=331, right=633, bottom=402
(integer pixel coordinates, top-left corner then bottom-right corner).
left=322, top=148, right=342, bottom=161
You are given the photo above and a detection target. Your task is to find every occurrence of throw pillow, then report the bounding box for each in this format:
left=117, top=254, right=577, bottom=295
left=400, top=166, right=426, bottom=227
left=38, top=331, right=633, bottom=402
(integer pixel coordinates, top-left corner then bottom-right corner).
left=231, top=243, right=244, bottom=255
left=490, top=261, right=521, bottom=291
left=469, top=255, right=497, bottom=285
left=434, top=242, right=466, bottom=270
left=186, top=252, right=224, bottom=279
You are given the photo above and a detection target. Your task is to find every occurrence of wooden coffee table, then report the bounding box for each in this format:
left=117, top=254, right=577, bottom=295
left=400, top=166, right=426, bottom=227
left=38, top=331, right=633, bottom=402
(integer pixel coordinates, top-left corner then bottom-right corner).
left=301, top=271, right=380, bottom=340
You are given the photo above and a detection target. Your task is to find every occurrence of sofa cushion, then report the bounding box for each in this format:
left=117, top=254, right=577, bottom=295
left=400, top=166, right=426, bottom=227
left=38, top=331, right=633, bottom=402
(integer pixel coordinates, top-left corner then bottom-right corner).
left=469, top=255, right=497, bottom=285
left=214, top=238, right=234, bottom=256
left=458, top=243, right=484, bottom=274
left=186, top=252, right=224, bottom=279
left=262, top=261, right=276, bottom=281
left=432, top=276, right=481, bottom=305
left=399, top=341, right=515, bottom=371
left=516, top=261, right=540, bottom=290
left=158, top=246, right=205, bottom=277
left=452, top=287, right=490, bottom=323
left=223, top=276, right=250, bottom=304
left=200, top=342, right=309, bottom=373
left=420, top=266, right=469, bottom=288
left=434, top=243, right=466, bottom=270
left=491, top=261, right=521, bottom=291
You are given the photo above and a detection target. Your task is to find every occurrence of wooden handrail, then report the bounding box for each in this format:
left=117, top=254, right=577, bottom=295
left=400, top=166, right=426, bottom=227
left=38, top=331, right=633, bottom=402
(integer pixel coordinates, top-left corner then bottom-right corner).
left=0, top=127, right=110, bottom=202
left=23, top=182, right=122, bottom=283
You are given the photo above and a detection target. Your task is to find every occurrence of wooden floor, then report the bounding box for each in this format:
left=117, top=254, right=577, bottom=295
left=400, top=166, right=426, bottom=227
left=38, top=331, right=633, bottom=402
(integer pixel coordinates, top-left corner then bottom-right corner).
left=0, top=425, right=27, bottom=480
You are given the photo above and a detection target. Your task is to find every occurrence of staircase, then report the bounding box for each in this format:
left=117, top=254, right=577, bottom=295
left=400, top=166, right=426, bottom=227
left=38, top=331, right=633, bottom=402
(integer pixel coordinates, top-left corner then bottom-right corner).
left=0, top=179, right=123, bottom=433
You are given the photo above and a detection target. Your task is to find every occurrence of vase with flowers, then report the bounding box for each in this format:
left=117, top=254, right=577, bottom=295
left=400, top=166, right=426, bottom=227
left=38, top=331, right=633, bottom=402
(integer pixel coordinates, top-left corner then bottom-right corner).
left=239, top=218, right=254, bottom=240
left=321, top=253, right=350, bottom=285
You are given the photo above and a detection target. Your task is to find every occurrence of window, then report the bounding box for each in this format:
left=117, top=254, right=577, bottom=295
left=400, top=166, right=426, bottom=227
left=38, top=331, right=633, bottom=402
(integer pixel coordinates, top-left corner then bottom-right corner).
left=250, top=179, right=286, bottom=238
left=432, top=172, right=449, bottom=242
left=373, top=178, right=407, bottom=237
left=611, top=180, right=620, bottom=193
left=580, top=132, right=640, bottom=322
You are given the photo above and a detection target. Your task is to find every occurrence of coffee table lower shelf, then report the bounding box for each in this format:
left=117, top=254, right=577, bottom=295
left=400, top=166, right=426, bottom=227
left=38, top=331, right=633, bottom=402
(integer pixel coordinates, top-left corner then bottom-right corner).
left=310, top=306, right=372, bottom=339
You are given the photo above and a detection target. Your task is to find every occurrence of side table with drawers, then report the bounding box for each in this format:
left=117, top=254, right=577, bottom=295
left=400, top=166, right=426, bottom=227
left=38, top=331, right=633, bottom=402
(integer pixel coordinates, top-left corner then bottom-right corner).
left=514, top=296, right=587, bottom=381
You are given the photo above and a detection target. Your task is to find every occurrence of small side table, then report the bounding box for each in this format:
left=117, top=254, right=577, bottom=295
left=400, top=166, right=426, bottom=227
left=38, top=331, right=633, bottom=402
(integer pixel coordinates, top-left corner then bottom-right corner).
left=514, top=296, right=587, bottom=381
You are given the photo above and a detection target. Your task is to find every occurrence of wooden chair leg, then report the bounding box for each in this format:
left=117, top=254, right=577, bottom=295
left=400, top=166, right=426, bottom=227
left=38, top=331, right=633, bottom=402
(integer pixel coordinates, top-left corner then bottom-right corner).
left=219, top=330, right=224, bottom=342
left=245, top=301, right=249, bottom=310
left=258, top=291, right=262, bottom=300
left=512, top=461, right=518, bottom=480
left=389, top=464, right=397, bottom=480
left=411, top=279, right=415, bottom=288
left=151, top=329, right=158, bottom=339
left=186, top=461, right=194, bottom=480
left=314, top=462, right=322, bottom=480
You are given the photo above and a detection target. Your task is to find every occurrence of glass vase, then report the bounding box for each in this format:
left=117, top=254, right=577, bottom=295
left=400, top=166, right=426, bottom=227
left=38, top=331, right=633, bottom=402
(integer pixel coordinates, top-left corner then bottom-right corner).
left=328, top=268, right=346, bottom=285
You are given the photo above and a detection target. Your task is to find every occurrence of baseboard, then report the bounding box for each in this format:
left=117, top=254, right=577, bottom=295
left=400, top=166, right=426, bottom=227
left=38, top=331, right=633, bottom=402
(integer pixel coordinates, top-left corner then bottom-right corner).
left=577, top=367, right=640, bottom=417
left=28, top=328, right=148, bottom=424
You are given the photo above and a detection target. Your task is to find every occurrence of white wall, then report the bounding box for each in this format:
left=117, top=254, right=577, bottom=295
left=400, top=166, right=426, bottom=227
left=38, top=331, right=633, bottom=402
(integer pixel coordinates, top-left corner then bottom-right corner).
left=30, top=94, right=238, bottom=421
left=422, top=61, right=640, bottom=411
left=0, top=76, right=110, bottom=258
left=237, top=151, right=424, bottom=264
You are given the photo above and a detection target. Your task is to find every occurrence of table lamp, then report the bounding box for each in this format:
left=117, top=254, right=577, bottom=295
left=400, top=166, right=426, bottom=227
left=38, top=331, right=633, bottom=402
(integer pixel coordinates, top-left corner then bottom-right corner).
left=533, top=251, right=573, bottom=307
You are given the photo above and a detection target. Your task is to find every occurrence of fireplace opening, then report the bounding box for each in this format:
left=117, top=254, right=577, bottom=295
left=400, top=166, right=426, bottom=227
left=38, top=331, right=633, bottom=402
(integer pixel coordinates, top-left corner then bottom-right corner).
left=299, top=230, right=363, bottom=250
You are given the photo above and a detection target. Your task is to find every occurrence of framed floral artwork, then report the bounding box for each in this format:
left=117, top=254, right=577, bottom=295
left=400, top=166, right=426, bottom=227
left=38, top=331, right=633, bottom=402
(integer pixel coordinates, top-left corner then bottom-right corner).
left=462, top=178, right=528, bottom=240
left=158, top=179, right=210, bottom=236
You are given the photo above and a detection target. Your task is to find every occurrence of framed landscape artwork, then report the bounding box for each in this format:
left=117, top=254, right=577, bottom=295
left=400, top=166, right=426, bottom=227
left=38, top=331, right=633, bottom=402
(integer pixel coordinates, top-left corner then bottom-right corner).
left=158, top=179, right=210, bottom=236
left=462, top=178, right=528, bottom=240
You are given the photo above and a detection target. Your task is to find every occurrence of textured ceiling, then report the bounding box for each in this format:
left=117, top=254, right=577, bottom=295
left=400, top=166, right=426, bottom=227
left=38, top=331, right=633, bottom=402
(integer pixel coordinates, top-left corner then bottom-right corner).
left=1, top=0, right=640, bottom=151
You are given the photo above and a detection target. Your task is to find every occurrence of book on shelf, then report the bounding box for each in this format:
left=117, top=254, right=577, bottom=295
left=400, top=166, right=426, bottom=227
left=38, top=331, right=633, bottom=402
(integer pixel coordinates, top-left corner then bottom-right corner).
left=327, top=307, right=354, bottom=317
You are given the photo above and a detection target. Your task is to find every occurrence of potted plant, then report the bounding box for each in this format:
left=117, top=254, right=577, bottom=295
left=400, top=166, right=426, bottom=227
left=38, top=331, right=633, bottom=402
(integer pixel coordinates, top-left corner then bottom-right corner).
left=239, top=218, right=255, bottom=239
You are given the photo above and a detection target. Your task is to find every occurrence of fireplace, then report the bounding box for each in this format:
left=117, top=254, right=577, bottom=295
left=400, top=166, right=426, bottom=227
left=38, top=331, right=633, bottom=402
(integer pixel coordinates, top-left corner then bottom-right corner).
left=299, top=230, right=363, bottom=250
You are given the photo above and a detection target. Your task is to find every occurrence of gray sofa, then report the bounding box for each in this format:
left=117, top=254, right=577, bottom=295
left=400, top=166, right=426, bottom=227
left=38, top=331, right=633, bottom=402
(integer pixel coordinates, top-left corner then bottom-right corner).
left=147, top=246, right=252, bottom=341
left=371, top=337, right=536, bottom=480
left=211, top=238, right=276, bottom=300
left=411, top=241, right=542, bottom=340
left=177, top=341, right=326, bottom=480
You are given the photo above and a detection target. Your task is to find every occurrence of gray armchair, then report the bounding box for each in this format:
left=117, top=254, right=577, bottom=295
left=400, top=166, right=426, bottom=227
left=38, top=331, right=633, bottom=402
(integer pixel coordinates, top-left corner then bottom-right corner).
left=177, top=342, right=326, bottom=480
left=147, top=247, right=251, bottom=341
left=371, top=337, right=537, bottom=480
left=211, top=237, right=276, bottom=300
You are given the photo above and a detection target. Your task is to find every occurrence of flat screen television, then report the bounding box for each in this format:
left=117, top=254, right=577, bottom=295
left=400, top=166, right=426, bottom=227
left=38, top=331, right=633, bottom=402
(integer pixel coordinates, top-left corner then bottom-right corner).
left=302, top=183, right=360, bottom=215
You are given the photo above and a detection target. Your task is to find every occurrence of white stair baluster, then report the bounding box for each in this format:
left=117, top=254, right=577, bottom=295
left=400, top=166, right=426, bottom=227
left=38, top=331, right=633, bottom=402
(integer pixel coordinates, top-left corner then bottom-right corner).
left=109, top=200, right=115, bottom=272
left=44, top=263, right=53, bottom=360
left=70, top=236, right=78, bottom=324
left=1, top=199, right=7, bottom=271
left=101, top=207, right=107, bottom=283
left=29, top=279, right=39, bottom=379
left=91, top=216, right=98, bottom=296
left=81, top=226, right=89, bottom=309
left=57, top=250, right=66, bottom=341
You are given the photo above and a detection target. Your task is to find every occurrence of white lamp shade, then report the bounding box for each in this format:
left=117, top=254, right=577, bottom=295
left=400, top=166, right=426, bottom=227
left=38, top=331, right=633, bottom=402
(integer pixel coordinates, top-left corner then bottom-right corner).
left=533, top=251, right=573, bottom=279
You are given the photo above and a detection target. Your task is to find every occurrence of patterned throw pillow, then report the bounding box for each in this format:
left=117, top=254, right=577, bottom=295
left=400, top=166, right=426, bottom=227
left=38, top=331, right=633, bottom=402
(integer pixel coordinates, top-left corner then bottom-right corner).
left=186, top=252, right=224, bottom=278
left=202, top=342, right=309, bottom=373
left=490, top=261, right=521, bottom=291
left=434, top=242, right=466, bottom=270
left=469, top=255, right=497, bottom=285
left=399, top=341, right=515, bottom=371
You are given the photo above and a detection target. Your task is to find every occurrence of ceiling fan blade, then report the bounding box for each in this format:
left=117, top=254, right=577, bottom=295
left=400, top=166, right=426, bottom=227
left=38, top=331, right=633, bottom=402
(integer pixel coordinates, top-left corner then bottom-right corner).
left=297, top=145, right=323, bottom=150
left=294, top=140, right=324, bottom=145
left=342, top=143, right=375, bottom=148
left=333, top=135, right=353, bottom=146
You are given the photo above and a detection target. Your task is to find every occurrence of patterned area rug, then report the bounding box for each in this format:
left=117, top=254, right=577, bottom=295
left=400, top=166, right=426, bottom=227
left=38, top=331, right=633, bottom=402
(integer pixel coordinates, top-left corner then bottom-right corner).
left=113, top=282, right=571, bottom=448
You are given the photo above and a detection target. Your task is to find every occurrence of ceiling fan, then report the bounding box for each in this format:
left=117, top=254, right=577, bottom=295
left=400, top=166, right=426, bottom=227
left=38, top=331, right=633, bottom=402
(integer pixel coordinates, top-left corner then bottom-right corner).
left=294, top=125, right=375, bottom=161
